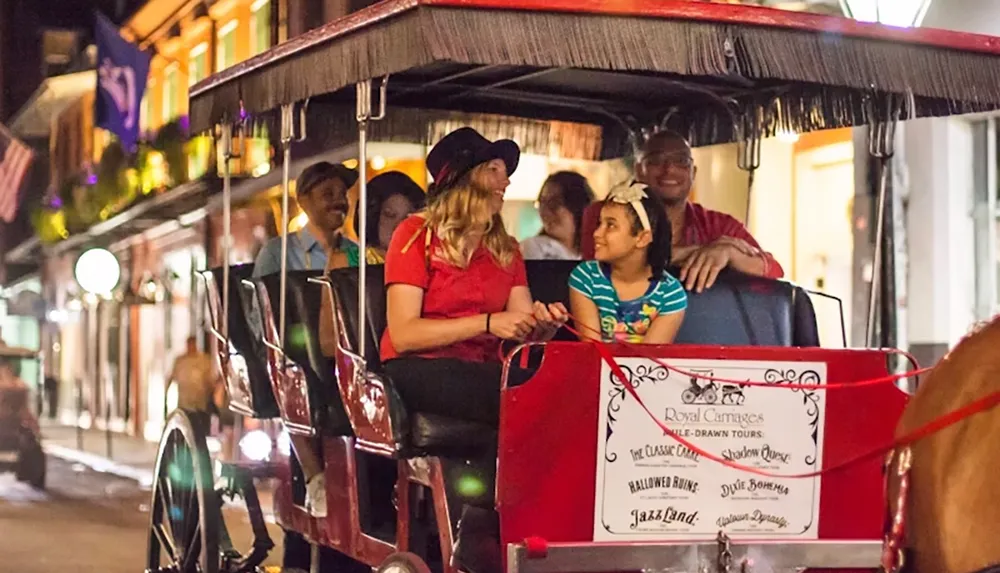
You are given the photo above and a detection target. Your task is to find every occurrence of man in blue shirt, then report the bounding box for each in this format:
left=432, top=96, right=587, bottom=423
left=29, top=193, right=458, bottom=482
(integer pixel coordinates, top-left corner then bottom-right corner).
left=253, top=161, right=359, bottom=277
left=250, top=160, right=357, bottom=519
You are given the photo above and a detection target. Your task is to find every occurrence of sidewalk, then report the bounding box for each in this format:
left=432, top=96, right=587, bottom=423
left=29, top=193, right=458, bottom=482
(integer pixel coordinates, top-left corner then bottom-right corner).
left=40, top=420, right=157, bottom=485
left=38, top=419, right=277, bottom=520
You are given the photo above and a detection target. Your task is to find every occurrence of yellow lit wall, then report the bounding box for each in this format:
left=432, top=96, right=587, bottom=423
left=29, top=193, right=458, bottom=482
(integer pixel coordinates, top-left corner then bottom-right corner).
left=129, top=0, right=273, bottom=133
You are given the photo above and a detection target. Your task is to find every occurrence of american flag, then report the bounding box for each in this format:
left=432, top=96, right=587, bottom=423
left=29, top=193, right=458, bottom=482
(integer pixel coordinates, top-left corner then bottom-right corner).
left=0, top=123, right=33, bottom=223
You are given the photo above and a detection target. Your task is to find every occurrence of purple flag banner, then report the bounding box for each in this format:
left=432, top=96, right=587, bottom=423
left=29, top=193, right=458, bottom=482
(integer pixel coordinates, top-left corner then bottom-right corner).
left=94, top=11, right=150, bottom=151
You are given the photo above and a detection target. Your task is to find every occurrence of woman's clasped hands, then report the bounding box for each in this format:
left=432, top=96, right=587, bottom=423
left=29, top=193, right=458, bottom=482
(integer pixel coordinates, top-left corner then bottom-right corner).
left=488, top=302, right=569, bottom=342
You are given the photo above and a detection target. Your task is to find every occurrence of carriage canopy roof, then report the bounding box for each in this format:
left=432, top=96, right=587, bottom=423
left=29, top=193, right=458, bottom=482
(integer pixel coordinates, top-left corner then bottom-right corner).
left=189, top=0, right=1000, bottom=150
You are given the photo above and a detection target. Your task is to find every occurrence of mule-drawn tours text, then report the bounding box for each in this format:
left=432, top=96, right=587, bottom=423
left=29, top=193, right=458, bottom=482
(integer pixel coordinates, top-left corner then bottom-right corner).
left=593, top=358, right=827, bottom=541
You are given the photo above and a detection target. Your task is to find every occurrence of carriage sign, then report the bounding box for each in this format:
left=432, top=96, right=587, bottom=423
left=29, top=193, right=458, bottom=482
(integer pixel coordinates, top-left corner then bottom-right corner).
left=593, top=358, right=827, bottom=541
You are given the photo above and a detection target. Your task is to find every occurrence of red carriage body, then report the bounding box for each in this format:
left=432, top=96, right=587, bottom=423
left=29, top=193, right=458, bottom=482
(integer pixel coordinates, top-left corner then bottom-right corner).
left=142, top=1, right=1000, bottom=572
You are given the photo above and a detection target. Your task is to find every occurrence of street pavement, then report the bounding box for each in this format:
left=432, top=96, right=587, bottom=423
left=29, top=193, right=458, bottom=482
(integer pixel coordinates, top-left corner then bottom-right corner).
left=0, top=425, right=286, bottom=572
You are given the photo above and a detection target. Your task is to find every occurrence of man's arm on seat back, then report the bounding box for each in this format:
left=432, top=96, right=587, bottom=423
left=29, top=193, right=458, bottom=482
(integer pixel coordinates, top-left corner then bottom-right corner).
left=712, top=213, right=784, bottom=279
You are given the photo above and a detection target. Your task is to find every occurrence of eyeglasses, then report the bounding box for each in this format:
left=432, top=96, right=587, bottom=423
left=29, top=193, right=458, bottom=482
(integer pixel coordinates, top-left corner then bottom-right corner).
left=642, top=152, right=694, bottom=168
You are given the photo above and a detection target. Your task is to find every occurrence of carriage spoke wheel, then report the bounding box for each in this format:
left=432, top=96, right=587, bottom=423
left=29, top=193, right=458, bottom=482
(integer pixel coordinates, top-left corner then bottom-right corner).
left=146, top=411, right=220, bottom=573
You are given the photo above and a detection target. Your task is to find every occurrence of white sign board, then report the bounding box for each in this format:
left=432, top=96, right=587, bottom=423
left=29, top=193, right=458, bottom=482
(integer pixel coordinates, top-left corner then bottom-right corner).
left=593, top=358, right=827, bottom=541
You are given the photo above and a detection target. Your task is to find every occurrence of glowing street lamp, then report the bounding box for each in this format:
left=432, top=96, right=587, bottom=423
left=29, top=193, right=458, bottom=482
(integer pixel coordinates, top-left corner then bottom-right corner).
left=74, top=248, right=121, bottom=296
left=839, top=0, right=932, bottom=27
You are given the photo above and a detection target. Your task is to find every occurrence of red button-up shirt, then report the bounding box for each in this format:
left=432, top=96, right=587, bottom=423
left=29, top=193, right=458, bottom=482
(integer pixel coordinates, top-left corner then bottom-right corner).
left=381, top=215, right=529, bottom=363
left=580, top=201, right=784, bottom=279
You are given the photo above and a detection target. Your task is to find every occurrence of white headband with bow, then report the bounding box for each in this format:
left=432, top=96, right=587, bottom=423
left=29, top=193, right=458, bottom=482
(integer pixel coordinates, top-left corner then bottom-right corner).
left=607, top=181, right=651, bottom=231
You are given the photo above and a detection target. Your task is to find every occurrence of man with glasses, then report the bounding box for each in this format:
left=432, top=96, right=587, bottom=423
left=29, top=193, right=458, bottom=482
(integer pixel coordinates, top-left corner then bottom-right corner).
left=580, top=130, right=784, bottom=293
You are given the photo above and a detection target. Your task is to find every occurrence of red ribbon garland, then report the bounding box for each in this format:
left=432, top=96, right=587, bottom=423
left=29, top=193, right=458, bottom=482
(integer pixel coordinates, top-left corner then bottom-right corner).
left=563, top=319, right=932, bottom=390
left=588, top=338, right=1000, bottom=479
left=507, top=316, right=1000, bottom=480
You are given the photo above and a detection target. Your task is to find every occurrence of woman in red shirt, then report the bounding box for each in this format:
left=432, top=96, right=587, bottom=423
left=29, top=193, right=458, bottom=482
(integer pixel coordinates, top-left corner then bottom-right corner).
left=382, top=127, right=567, bottom=426
left=382, top=127, right=566, bottom=573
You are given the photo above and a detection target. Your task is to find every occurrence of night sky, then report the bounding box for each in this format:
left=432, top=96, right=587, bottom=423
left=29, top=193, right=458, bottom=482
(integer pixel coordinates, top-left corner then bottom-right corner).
left=36, top=0, right=146, bottom=28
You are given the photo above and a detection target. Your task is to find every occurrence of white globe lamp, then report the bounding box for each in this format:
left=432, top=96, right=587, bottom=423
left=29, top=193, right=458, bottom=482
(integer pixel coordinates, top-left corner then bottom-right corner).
left=74, top=248, right=121, bottom=296
left=839, top=0, right=932, bottom=28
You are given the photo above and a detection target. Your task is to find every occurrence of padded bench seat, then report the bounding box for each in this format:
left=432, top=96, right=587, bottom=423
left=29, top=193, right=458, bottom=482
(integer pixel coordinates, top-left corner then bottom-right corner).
left=254, top=271, right=353, bottom=436
left=328, top=260, right=819, bottom=455
left=204, top=264, right=279, bottom=418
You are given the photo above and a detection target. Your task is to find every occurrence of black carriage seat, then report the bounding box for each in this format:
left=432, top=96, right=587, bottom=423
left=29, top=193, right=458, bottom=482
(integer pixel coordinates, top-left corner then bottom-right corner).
left=328, top=265, right=492, bottom=456
left=672, top=267, right=820, bottom=347
left=254, top=271, right=353, bottom=436
left=205, top=264, right=279, bottom=418
left=525, top=261, right=820, bottom=347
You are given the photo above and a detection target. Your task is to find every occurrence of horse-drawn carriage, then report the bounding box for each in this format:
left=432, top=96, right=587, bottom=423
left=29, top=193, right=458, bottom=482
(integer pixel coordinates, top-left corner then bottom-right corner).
left=0, top=342, right=46, bottom=490
left=145, top=1, right=1000, bottom=572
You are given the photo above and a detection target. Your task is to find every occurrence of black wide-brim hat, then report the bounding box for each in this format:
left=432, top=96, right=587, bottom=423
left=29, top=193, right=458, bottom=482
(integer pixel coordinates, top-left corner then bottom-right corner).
left=425, top=127, right=520, bottom=202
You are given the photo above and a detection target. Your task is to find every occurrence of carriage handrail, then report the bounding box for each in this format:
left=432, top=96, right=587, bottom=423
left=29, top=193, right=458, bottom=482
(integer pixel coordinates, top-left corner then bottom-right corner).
left=506, top=539, right=882, bottom=573
left=239, top=278, right=285, bottom=357
left=799, top=287, right=847, bottom=348
left=260, top=337, right=287, bottom=356
left=207, top=325, right=227, bottom=346
left=355, top=78, right=388, bottom=359
left=308, top=274, right=370, bottom=390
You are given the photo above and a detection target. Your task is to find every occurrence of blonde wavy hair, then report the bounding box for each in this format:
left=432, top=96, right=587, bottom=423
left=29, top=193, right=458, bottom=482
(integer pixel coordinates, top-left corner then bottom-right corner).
left=424, top=164, right=517, bottom=269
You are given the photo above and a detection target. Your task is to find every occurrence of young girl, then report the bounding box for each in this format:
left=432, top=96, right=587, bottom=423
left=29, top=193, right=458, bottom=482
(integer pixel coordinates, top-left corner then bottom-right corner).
left=570, top=182, right=687, bottom=344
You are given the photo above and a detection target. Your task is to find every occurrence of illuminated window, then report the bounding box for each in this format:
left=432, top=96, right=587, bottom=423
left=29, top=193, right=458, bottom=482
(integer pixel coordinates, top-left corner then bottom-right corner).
left=162, top=64, right=179, bottom=122
left=216, top=20, right=238, bottom=71
left=189, top=43, right=209, bottom=87
left=139, top=91, right=149, bottom=135
left=251, top=0, right=271, bottom=56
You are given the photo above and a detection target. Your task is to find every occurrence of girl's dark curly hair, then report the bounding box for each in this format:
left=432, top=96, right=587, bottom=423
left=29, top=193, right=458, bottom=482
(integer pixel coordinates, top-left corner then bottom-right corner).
left=541, top=171, right=595, bottom=251
left=353, top=171, right=427, bottom=249
left=606, top=193, right=673, bottom=280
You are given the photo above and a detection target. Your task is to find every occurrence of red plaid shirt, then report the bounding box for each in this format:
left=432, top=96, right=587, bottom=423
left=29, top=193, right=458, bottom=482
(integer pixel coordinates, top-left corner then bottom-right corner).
left=580, top=201, right=784, bottom=279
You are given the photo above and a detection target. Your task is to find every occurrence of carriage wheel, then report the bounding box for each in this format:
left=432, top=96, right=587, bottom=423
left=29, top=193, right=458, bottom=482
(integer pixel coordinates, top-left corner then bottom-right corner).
left=146, top=410, right=220, bottom=573
left=702, top=389, right=718, bottom=404
left=375, top=552, right=432, bottom=573
left=681, top=389, right=696, bottom=404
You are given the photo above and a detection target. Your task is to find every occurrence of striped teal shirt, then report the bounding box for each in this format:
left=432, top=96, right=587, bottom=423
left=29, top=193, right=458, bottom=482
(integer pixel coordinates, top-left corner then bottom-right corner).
left=569, top=260, right=687, bottom=343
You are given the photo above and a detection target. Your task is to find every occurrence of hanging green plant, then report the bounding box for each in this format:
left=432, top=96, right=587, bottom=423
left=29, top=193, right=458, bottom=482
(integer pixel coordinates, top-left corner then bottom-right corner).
left=31, top=208, right=69, bottom=244
left=30, top=115, right=228, bottom=243
left=153, top=118, right=189, bottom=186
left=93, top=139, right=130, bottom=209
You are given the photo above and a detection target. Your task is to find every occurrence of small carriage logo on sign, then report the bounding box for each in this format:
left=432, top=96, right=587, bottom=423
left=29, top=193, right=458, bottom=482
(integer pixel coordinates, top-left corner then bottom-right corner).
left=678, top=370, right=749, bottom=406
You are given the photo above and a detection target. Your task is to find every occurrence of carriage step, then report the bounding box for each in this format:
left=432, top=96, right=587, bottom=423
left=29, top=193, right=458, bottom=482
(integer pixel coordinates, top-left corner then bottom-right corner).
left=220, top=460, right=283, bottom=480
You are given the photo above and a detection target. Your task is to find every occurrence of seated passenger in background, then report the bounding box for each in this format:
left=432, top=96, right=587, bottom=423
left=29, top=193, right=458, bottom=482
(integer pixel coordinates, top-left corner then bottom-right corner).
left=251, top=161, right=358, bottom=520
left=520, top=171, right=595, bottom=260
left=570, top=182, right=687, bottom=344
left=253, top=161, right=359, bottom=277
left=351, top=170, right=426, bottom=264
left=579, top=130, right=784, bottom=293
left=321, top=171, right=425, bottom=357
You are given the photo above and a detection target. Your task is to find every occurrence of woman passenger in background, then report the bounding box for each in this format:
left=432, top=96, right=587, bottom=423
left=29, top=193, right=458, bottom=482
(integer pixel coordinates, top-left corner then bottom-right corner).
left=350, top=170, right=427, bottom=264
left=520, top=171, right=595, bottom=260
left=319, top=171, right=425, bottom=356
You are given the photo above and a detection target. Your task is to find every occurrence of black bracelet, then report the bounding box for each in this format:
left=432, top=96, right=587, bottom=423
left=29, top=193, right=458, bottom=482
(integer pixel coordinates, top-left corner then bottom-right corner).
left=486, top=313, right=492, bottom=334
